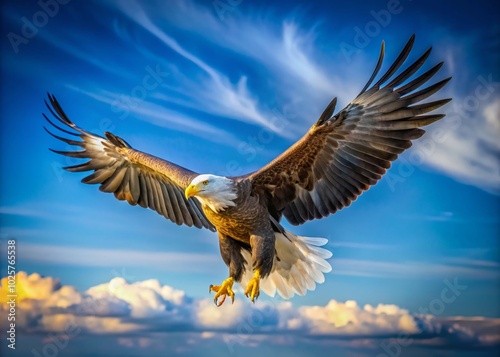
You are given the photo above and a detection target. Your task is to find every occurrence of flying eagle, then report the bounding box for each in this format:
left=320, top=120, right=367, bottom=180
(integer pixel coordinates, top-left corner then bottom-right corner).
left=45, top=35, right=450, bottom=306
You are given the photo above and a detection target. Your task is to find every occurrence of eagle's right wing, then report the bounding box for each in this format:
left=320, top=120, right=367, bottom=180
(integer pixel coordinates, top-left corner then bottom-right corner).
left=244, top=35, right=451, bottom=225
left=45, top=94, right=215, bottom=231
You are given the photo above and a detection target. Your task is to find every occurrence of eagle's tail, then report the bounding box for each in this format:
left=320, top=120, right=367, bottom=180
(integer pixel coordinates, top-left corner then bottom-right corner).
left=240, top=230, right=332, bottom=299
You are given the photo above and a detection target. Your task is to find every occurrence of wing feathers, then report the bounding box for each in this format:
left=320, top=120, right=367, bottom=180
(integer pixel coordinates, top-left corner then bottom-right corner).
left=100, top=166, right=128, bottom=193
left=128, top=166, right=141, bottom=203
left=81, top=168, right=114, bottom=185
left=373, top=33, right=415, bottom=88
left=137, top=174, right=148, bottom=208
left=316, top=97, right=338, bottom=125
left=45, top=94, right=215, bottom=231
left=396, top=62, right=444, bottom=96
left=386, top=47, right=431, bottom=88
left=358, top=41, right=385, bottom=95
left=246, top=35, right=450, bottom=225
left=402, top=78, right=451, bottom=104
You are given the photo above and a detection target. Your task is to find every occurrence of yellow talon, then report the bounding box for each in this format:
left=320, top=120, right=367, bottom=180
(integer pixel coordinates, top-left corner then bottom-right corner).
left=209, top=277, right=235, bottom=307
left=244, top=269, right=261, bottom=303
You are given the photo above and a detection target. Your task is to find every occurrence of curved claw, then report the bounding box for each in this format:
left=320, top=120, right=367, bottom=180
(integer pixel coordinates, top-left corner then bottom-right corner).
left=209, top=277, right=235, bottom=307
left=244, top=270, right=261, bottom=303
left=214, top=294, right=229, bottom=307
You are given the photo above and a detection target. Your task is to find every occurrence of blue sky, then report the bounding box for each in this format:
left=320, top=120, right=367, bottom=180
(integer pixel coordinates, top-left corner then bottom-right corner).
left=1, top=0, right=499, bottom=356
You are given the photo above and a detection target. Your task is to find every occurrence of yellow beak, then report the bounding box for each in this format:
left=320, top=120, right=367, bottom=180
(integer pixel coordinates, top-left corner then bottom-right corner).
left=185, top=184, right=199, bottom=199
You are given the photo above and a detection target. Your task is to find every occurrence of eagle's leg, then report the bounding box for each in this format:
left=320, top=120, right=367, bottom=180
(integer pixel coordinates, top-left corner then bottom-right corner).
left=244, top=269, right=260, bottom=302
left=212, top=233, right=246, bottom=307
left=209, top=277, right=235, bottom=307
left=245, top=233, right=275, bottom=303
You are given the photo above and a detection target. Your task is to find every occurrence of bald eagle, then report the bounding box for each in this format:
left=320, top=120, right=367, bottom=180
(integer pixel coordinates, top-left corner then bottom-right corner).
left=45, top=35, right=450, bottom=306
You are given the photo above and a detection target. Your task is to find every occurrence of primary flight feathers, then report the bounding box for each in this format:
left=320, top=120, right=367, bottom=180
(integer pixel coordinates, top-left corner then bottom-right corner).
left=44, top=96, right=215, bottom=231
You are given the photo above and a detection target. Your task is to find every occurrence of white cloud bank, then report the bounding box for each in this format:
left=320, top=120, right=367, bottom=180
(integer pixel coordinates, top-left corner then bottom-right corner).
left=1, top=272, right=498, bottom=351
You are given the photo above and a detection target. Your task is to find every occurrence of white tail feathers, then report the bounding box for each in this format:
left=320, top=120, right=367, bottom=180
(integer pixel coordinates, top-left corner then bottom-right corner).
left=240, top=230, right=332, bottom=299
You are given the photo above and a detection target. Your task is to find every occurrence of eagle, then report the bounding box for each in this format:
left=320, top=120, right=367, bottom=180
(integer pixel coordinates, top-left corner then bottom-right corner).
left=45, top=35, right=450, bottom=306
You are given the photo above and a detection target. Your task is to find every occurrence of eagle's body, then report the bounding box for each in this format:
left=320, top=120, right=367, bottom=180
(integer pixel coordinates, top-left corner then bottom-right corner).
left=198, top=179, right=260, bottom=244
left=197, top=178, right=277, bottom=281
left=45, top=35, right=451, bottom=305
left=185, top=175, right=331, bottom=302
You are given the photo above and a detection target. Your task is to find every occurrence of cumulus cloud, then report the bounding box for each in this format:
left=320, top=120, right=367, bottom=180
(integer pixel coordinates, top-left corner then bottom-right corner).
left=296, top=300, right=420, bottom=335
left=1, top=272, right=498, bottom=352
left=0, top=272, right=60, bottom=302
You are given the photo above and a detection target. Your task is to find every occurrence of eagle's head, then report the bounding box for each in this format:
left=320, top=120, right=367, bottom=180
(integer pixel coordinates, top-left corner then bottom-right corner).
left=185, top=174, right=237, bottom=212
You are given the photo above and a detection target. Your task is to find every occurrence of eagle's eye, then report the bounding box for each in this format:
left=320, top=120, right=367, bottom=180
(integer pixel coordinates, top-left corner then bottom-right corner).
left=202, top=180, right=209, bottom=186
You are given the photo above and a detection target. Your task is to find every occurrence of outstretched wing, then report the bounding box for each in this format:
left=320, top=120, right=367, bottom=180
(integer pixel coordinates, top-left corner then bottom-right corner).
left=44, top=94, right=215, bottom=231
left=246, top=35, right=451, bottom=225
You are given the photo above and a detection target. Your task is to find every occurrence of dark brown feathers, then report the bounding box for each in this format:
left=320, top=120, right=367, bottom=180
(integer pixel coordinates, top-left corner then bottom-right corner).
left=44, top=94, right=215, bottom=231
left=245, top=35, right=451, bottom=225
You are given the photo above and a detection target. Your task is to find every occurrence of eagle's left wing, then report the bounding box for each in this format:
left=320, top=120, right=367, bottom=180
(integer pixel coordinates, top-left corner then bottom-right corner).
left=44, top=94, right=215, bottom=231
left=244, top=35, right=451, bottom=226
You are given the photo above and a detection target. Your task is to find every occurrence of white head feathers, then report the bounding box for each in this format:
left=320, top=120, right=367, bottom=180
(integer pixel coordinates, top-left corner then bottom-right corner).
left=187, top=174, right=237, bottom=212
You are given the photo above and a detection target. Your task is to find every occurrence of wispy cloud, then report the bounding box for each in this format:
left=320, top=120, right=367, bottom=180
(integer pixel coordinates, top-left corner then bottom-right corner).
left=0, top=201, right=159, bottom=235
left=0, top=201, right=88, bottom=220
left=328, top=241, right=392, bottom=250
left=113, top=0, right=285, bottom=135
left=38, top=30, right=134, bottom=79
left=333, top=258, right=500, bottom=280
left=443, top=257, right=500, bottom=269
left=65, top=85, right=241, bottom=147
left=106, top=0, right=354, bottom=142
left=0, top=206, right=49, bottom=218
left=129, top=0, right=338, bottom=96
left=413, top=42, right=500, bottom=195
left=19, top=244, right=218, bottom=272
